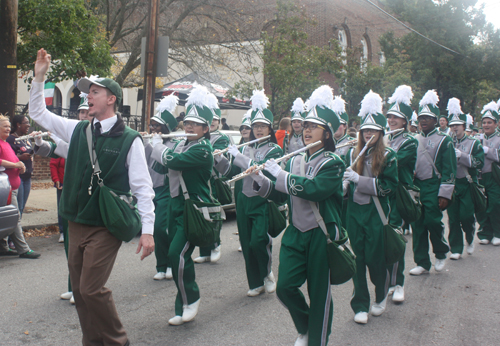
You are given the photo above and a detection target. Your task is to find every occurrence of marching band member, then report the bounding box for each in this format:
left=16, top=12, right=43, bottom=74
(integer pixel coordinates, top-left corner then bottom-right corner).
left=194, top=93, right=229, bottom=264
left=476, top=102, right=500, bottom=246
left=253, top=85, right=345, bottom=346
left=150, top=85, right=214, bottom=325
left=146, top=95, right=180, bottom=280
left=285, top=98, right=306, bottom=154
left=344, top=90, right=398, bottom=324
left=332, top=95, right=354, bottom=163
left=439, top=113, right=452, bottom=135
left=447, top=100, right=484, bottom=259
left=409, top=112, right=419, bottom=134
left=411, top=90, right=456, bottom=275
left=385, top=85, right=418, bottom=303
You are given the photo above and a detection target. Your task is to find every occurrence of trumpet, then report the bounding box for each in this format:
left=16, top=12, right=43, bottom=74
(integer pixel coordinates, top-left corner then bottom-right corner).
left=15, top=132, right=50, bottom=142
left=141, top=133, right=197, bottom=139
left=227, top=140, right=323, bottom=184
left=215, top=135, right=271, bottom=155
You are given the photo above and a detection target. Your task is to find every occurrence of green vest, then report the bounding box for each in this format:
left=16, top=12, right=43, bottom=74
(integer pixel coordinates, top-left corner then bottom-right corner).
left=59, top=120, right=140, bottom=226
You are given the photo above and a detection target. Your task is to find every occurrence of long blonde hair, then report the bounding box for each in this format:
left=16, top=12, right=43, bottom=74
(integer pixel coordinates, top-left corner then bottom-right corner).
left=352, top=130, right=387, bottom=177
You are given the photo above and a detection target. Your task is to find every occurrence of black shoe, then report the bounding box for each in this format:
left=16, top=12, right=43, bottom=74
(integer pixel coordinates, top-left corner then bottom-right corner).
left=19, top=250, right=41, bottom=259
left=0, top=249, right=18, bottom=256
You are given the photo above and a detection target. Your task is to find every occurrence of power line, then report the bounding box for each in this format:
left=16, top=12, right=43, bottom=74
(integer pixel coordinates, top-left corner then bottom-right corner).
left=363, top=0, right=467, bottom=57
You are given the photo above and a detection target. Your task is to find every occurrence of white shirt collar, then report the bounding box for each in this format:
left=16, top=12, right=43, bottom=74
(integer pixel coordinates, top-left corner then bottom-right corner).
left=94, top=115, right=117, bottom=134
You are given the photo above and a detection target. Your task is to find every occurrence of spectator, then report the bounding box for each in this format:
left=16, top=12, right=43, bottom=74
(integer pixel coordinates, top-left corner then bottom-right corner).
left=7, top=115, right=34, bottom=216
left=275, top=117, right=290, bottom=149
left=0, top=114, right=40, bottom=258
left=176, top=111, right=185, bottom=123
left=50, top=156, right=65, bottom=243
left=221, top=117, right=230, bottom=130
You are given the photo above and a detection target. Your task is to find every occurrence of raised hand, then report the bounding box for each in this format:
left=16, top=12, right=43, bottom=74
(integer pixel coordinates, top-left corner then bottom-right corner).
left=34, top=48, right=52, bottom=82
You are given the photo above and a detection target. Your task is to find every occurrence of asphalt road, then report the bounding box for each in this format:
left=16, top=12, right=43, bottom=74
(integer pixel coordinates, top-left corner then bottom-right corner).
left=1, top=211, right=499, bottom=346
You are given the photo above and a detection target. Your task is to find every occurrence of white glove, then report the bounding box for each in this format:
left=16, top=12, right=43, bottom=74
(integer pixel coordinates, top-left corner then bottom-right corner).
left=483, top=146, right=489, bottom=154
left=34, top=133, right=44, bottom=146
left=343, top=167, right=359, bottom=183
left=151, top=134, right=162, bottom=147
left=343, top=180, right=350, bottom=196
left=455, top=148, right=462, bottom=158
left=264, top=159, right=282, bottom=178
left=227, top=145, right=239, bottom=157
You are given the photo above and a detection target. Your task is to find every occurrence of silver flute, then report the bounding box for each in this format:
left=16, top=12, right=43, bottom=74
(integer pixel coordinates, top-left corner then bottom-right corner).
left=215, top=135, right=271, bottom=155
left=15, top=132, right=50, bottom=142
left=142, top=133, right=197, bottom=139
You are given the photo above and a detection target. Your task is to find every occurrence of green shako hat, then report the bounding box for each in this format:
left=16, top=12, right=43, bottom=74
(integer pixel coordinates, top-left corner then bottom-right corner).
left=410, top=111, right=418, bottom=127
left=77, top=76, right=122, bottom=105
left=78, top=92, right=89, bottom=110
left=184, top=84, right=214, bottom=126
left=387, top=85, right=413, bottom=121
left=290, top=98, right=306, bottom=121
left=358, top=90, right=387, bottom=131
left=250, top=90, right=273, bottom=125
left=153, top=94, right=179, bottom=132
left=304, top=85, right=341, bottom=134
left=331, top=95, right=349, bottom=124
left=418, top=90, right=440, bottom=118
left=207, top=93, right=221, bottom=120
left=240, top=109, right=252, bottom=128
left=447, top=98, right=466, bottom=126
left=481, top=101, right=499, bottom=122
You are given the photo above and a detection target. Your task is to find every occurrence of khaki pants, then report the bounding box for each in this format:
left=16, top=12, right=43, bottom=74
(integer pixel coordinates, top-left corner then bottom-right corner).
left=68, top=221, right=128, bottom=346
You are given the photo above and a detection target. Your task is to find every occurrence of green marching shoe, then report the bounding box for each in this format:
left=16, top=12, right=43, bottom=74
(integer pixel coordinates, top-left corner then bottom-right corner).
left=19, top=250, right=41, bottom=259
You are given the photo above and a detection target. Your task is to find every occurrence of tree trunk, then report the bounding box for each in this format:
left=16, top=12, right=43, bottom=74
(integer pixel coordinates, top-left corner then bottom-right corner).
left=0, top=0, right=18, bottom=119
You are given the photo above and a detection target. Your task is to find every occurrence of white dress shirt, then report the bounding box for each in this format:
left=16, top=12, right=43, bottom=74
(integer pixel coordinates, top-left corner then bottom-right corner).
left=29, top=82, right=155, bottom=235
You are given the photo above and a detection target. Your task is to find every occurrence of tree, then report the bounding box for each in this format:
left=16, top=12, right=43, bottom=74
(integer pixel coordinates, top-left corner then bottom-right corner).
left=17, top=0, right=113, bottom=84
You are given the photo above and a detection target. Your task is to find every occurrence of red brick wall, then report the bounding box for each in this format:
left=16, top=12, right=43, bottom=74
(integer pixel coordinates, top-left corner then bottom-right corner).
left=33, top=155, right=51, bottom=180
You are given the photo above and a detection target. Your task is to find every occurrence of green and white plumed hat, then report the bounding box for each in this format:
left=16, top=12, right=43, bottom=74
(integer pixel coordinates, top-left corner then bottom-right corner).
left=358, top=90, right=386, bottom=131
left=290, top=98, right=306, bottom=121
left=481, top=101, right=499, bottom=122
left=78, top=92, right=89, bottom=111
left=410, top=111, right=418, bottom=127
left=304, top=85, right=341, bottom=134
left=153, top=94, right=179, bottom=132
left=207, top=93, right=221, bottom=120
left=184, top=84, right=214, bottom=126
left=332, top=95, right=349, bottom=124
left=387, top=85, right=413, bottom=121
left=250, top=90, right=273, bottom=125
left=465, top=114, right=474, bottom=131
left=418, top=90, right=440, bottom=118
left=240, top=109, right=252, bottom=128
left=447, top=98, right=466, bottom=126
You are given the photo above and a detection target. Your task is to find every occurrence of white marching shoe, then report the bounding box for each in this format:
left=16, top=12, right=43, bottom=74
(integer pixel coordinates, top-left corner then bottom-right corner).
left=435, top=259, right=446, bottom=272
left=153, top=272, right=166, bottom=280
left=182, top=299, right=200, bottom=322
left=409, top=266, right=429, bottom=276
left=238, top=246, right=242, bottom=252
left=247, top=286, right=265, bottom=297
left=449, top=253, right=461, bottom=260
left=165, top=267, right=173, bottom=279
left=168, top=315, right=183, bottom=326
left=58, top=233, right=64, bottom=243
left=210, top=245, right=222, bottom=262
left=466, top=243, right=475, bottom=255
left=354, top=312, right=368, bottom=324
left=392, top=285, right=405, bottom=303
left=294, top=333, right=308, bottom=346
left=479, top=239, right=490, bottom=245
left=371, top=297, right=387, bottom=316
left=387, top=286, right=395, bottom=295
left=492, top=237, right=500, bottom=246
left=60, top=291, right=73, bottom=300
left=70, top=295, right=75, bottom=304
left=264, top=272, right=276, bottom=293
left=193, top=256, right=210, bottom=263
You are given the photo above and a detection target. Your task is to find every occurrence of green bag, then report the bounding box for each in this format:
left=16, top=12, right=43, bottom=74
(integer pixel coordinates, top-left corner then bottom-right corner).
left=373, top=196, right=406, bottom=265
left=461, top=167, right=487, bottom=213
left=326, top=228, right=357, bottom=285
left=213, top=177, right=232, bottom=205
left=396, top=182, right=421, bottom=224
left=98, top=185, right=142, bottom=242
left=268, top=201, right=288, bottom=238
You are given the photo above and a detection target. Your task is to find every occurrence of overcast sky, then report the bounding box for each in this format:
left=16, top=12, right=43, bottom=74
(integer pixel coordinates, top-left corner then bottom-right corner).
left=478, top=0, right=500, bottom=29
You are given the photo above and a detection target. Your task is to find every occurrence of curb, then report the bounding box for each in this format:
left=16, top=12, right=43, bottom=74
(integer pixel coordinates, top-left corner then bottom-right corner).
left=22, top=223, right=58, bottom=231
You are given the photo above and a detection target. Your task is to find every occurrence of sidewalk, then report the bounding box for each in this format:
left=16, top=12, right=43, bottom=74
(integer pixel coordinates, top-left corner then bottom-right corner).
left=21, top=180, right=59, bottom=230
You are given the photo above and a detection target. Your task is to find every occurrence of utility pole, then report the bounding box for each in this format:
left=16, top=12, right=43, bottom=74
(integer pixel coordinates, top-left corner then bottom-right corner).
left=0, top=0, right=18, bottom=119
left=141, top=0, right=160, bottom=132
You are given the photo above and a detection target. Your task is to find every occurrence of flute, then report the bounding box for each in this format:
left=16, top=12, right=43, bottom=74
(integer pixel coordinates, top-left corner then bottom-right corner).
left=336, top=139, right=357, bottom=149
left=346, top=135, right=375, bottom=171
left=227, top=140, right=323, bottom=184
left=215, top=135, right=271, bottom=155
left=15, top=132, right=50, bottom=142
left=142, top=133, right=197, bottom=139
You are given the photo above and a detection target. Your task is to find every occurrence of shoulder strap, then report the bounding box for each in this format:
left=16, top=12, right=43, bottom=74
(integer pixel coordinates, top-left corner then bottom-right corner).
left=416, top=134, right=441, bottom=178
left=372, top=196, right=388, bottom=226
left=86, top=124, right=104, bottom=193
left=178, top=173, right=190, bottom=200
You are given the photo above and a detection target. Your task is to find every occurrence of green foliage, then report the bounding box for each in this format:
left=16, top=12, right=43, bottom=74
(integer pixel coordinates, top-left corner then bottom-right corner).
left=17, top=0, right=113, bottom=84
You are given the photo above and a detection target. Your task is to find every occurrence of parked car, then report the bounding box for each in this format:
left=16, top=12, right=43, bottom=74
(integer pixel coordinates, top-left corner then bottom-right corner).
left=0, top=167, right=20, bottom=235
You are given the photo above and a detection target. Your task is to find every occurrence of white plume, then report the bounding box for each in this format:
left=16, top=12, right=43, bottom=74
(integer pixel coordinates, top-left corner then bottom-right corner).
left=251, top=90, right=269, bottom=111
left=206, top=93, right=219, bottom=110
left=305, top=85, right=334, bottom=111
left=497, top=98, right=500, bottom=109
left=186, top=83, right=209, bottom=108
left=466, top=114, right=473, bottom=127
left=291, top=98, right=305, bottom=114
left=243, top=109, right=252, bottom=119
left=419, top=90, right=439, bottom=107
left=446, top=98, right=462, bottom=116
left=482, top=101, right=498, bottom=114
left=358, top=90, right=383, bottom=118
left=79, top=92, right=88, bottom=98
left=331, top=95, right=346, bottom=114
left=388, top=85, right=413, bottom=106
left=411, top=111, right=418, bottom=122
left=156, top=94, right=179, bottom=114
